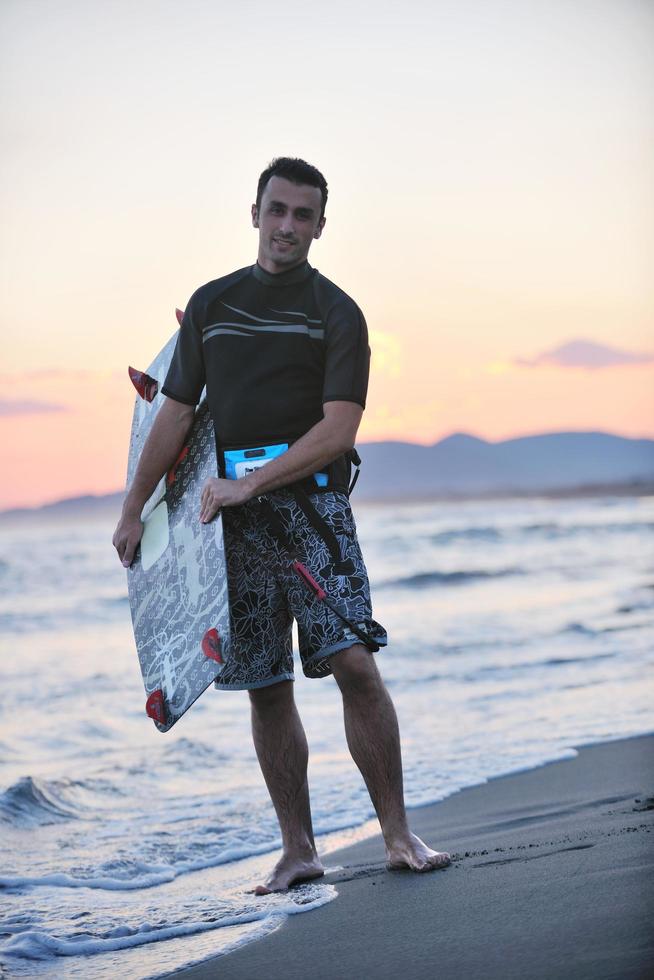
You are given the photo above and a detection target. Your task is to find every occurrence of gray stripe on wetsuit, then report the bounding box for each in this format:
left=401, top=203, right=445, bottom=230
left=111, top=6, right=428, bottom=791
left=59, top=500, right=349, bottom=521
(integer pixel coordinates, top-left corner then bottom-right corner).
left=221, top=301, right=323, bottom=327
left=203, top=322, right=325, bottom=341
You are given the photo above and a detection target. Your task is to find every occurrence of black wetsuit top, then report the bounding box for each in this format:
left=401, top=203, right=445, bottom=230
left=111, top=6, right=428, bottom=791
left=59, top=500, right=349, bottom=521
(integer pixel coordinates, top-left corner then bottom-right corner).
left=161, top=260, right=370, bottom=492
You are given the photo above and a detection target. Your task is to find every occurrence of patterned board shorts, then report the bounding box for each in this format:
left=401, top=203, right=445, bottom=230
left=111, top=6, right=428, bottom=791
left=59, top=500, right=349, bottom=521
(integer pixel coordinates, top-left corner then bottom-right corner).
left=214, top=489, right=387, bottom=689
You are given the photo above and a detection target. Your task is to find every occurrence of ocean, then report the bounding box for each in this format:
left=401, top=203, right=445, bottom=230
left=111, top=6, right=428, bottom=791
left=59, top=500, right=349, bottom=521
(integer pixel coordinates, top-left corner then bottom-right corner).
left=0, top=493, right=652, bottom=978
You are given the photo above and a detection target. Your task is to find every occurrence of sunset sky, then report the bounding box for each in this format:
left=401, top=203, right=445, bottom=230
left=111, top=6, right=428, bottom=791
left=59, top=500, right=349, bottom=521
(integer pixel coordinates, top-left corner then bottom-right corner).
left=1, top=0, right=652, bottom=509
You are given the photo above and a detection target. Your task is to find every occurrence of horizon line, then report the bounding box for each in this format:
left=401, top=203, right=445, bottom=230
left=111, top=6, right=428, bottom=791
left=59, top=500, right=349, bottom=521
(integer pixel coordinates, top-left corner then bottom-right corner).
left=1, top=427, right=652, bottom=516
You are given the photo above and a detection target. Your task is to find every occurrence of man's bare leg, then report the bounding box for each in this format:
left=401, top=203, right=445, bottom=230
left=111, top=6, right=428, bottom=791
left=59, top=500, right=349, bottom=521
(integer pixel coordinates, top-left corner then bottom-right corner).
left=249, top=680, right=324, bottom=894
left=330, top=645, right=451, bottom=872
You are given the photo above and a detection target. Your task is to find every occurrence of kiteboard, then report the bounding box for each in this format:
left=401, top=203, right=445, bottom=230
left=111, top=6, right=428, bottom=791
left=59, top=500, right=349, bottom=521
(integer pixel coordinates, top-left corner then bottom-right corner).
left=125, top=310, right=231, bottom=732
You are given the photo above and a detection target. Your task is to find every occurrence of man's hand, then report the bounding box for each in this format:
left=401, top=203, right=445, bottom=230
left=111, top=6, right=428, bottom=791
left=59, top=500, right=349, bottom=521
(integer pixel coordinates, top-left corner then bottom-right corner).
left=199, top=476, right=254, bottom=523
left=113, top=396, right=195, bottom=567
left=113, top=512, right=145, bottom=568
left=234, top=402, right=363, bottom=499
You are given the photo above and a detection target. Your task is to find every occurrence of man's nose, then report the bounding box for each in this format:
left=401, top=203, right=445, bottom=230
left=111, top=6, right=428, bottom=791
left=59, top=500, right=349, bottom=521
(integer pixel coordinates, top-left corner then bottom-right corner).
left=279, top=213, right=295, bottom=236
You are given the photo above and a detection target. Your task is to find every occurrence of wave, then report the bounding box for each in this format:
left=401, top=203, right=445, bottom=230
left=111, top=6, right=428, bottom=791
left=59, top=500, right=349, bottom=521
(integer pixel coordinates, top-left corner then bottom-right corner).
left=0, top=866, right=176, bottom=892
left=0, top=598, right=130, bottom=633
left=429, top=526, right=502, bottom=545
left=378, top=567, right=522, bottom=590
left=0, top=834, right=291, bottom=892
left=475, top=651, right=616, bottom=677
left=521, top=520, right=654, bottom=538
left=384, top=519, right=653, bottom=550
left=161, top=737, right=230, bottom=766
left=541, top=652, right=616, bottom=667
left=0, top=776, right=86, bottom=827
left=616, top=598, right=654, bottom=614
left=561, top=622, right=597, bottom=636
left=560, top=620, right=649, bottom=638
left=1, top=882, right=335, bottom=961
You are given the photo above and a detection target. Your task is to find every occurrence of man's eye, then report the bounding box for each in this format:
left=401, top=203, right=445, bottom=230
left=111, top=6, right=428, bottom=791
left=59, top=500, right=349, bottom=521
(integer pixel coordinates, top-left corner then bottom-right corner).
left=270, top=205, right=284, bottom=214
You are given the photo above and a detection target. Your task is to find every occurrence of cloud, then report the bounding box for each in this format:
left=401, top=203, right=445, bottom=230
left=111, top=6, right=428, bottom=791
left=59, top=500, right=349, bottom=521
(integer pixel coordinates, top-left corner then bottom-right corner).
left=515, top=339, right=654, bottom=370
left=369, top=329, right=403, bottom=378
left=484, top=360, right=513, bottom=375
left=0, top=398, right=69, bottom=416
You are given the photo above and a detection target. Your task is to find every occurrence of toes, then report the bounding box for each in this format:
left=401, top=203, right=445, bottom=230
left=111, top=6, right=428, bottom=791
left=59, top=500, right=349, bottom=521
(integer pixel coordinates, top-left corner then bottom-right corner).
left=427, top=851, right=451, bottom=870
left=254, top=861, right=324, bottom=895
left=387, top=849, right=451, bottom=873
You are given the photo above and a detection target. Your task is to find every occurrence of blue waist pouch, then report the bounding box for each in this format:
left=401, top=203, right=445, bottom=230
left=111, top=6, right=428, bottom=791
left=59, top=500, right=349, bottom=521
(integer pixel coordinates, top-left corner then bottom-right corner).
left=223, top=443, right=328, bottom=487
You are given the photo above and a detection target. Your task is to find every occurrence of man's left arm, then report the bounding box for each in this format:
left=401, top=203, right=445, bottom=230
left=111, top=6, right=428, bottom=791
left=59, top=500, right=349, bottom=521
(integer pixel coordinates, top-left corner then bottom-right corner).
left=199, top=401, right=362, bottom=523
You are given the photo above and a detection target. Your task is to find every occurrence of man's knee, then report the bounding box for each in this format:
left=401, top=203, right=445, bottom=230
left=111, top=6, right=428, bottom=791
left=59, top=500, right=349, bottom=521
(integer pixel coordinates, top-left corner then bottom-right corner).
left=330, top=644, right=381, bottom=694
left=249, top=679, right=294, bottom=714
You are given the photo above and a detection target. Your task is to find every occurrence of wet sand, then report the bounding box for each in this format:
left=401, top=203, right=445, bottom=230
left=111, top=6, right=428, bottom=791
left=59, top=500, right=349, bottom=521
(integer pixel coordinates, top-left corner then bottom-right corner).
left=166, top=733, right=654, bottom=980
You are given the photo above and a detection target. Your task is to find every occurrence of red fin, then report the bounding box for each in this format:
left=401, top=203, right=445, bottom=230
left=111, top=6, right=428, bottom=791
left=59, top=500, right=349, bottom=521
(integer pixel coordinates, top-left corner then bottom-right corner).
left=202, top=628, right=222, bottom=663
left=167, top=445, right=189, bottom=485
left=145, top=689, right=167, bottom=725
left=129, top=367, right=159, bottom=402
left=175, top=308, right=185, bottom=326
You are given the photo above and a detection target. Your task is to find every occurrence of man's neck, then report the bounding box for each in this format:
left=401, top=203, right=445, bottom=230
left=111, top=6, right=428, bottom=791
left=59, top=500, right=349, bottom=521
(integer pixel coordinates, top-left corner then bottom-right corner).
left=256, top=255, right=306, bottom=276
left=252, top=259, right=312, bottom=286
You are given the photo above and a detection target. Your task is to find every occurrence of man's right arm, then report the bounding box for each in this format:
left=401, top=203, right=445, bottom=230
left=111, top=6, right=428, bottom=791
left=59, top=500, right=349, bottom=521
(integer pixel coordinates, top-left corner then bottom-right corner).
left=112, top=397, right=195, bottom=567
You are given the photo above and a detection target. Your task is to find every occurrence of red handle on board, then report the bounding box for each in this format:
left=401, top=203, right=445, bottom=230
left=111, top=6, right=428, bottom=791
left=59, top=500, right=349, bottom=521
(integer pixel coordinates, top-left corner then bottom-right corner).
left=293, top=561, right=327, bottom=601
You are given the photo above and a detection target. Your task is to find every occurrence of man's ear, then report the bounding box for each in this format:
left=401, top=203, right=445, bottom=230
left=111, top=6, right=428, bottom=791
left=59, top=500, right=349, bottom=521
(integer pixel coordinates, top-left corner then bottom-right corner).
left=251, top=203, right=259, bottom=228
left=314, top=216, right=326, bottom=240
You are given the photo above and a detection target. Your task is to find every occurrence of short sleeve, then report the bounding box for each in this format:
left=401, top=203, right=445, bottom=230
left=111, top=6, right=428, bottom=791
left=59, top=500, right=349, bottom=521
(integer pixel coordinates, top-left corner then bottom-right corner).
left=161, top=295, right=206, bottom=406
left=322, top=298, right=370, bottom=409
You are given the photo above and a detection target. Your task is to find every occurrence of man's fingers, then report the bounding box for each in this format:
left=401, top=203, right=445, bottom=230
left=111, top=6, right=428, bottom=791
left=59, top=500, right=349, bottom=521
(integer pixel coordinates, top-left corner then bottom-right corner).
left=122, top=529, right=143, bottom=567
left=113, top=530, right=125, bottom=562
left=200, top=494, right=218, bottom=523
left=199, top=479, right=214, bottom=522
left=122, top=544, right=135, bottom=568
left=113, top=522, right=142, bottom=567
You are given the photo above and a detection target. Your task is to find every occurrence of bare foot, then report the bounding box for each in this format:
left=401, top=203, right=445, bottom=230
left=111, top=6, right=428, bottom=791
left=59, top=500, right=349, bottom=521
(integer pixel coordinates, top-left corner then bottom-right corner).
left=254, top=852, right=325, bottom=895
left=386, top=832, right=451, bottom=872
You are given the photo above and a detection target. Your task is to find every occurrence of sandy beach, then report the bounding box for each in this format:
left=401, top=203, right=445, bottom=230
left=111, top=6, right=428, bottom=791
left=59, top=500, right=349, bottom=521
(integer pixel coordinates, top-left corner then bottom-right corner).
left=166, top=733, right=653, bottom=980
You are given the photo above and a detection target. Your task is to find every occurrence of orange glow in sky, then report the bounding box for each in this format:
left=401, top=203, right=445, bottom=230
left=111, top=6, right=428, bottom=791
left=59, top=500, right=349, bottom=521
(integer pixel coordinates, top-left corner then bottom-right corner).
left=1, top=0, right=652, bottom=509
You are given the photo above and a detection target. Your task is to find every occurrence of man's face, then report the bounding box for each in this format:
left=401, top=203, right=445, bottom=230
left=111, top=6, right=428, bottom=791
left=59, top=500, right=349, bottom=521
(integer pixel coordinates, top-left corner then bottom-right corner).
left=252, top=176, right=325, bottom=274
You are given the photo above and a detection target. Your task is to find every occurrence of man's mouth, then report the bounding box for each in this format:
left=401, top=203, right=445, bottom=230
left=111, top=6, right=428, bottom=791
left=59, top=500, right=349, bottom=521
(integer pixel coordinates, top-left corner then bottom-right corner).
left=273, top=238, right=296, bottom=247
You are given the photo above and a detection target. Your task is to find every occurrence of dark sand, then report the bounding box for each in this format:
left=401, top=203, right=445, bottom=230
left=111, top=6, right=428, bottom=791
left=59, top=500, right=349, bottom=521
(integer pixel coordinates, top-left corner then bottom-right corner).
left=167, top=734, right=654, bottom=980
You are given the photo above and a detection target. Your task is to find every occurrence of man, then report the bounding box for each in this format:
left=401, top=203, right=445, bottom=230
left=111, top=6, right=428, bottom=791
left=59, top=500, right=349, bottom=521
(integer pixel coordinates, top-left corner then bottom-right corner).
left=113, top=157, right=451, bottom=893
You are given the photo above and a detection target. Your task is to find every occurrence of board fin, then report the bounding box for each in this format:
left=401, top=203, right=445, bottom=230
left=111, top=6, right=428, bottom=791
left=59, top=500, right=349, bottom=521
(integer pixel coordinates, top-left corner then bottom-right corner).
left=201, top=628, right=222, bottom=663
left=129, top=367, right=159, bottom=402
left=145, top=689, right=167, bottom=725
left=175, top=307, right=185, bottom=326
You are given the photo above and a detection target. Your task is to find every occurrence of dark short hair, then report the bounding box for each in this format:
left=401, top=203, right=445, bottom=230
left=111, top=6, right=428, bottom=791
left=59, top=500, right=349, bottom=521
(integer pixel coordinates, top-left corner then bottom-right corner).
left=256, top=157, right=328, bottom=219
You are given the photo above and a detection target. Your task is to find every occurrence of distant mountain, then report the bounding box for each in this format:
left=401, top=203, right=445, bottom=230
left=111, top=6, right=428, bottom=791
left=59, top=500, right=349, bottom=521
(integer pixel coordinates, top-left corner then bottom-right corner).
left=0, top=431, right=652, bottom=522
left=353, top=431, right=654, bottom=499
left=0, top=492, right=124, bottom=524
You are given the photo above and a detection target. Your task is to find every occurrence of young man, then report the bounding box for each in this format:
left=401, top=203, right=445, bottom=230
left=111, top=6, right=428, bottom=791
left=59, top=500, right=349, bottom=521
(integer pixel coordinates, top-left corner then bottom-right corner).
left=113, top=158, right=451, bottom=893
